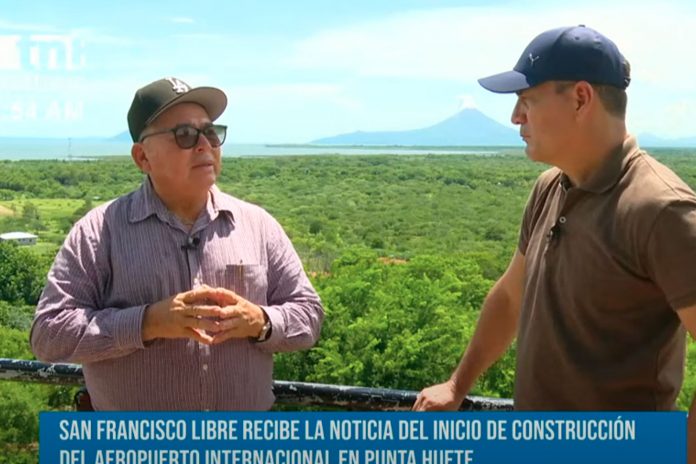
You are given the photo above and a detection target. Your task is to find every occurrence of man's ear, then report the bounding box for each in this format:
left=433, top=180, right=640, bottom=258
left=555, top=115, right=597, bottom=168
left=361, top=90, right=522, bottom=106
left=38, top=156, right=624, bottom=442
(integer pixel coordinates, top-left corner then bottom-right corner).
left=131, top=143, right=150, bottom=173
left=573, top=81, right=595, bottom=116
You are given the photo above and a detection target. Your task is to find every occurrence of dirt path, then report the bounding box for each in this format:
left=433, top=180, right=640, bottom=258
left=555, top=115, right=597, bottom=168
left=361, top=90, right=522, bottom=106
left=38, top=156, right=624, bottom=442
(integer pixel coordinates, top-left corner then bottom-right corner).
left=0, top=204, right=14, bottom=216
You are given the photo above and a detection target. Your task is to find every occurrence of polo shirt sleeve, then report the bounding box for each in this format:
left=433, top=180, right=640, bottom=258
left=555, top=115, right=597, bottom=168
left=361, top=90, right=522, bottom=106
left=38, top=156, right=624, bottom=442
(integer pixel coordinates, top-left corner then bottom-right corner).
left=645, top=199, right=696, bottom=310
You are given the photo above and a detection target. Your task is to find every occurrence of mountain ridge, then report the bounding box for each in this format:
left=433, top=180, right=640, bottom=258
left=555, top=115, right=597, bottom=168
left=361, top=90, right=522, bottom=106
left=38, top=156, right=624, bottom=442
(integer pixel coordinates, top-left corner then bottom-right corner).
left=311, top=109, right=696, bottom=148
left=311, top=109, right=523, bottom=146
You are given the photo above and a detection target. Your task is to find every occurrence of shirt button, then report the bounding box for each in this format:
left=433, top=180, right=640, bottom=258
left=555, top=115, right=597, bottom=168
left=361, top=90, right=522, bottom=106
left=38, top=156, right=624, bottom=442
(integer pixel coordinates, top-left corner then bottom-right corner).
left=202, top=364, right=208, bottom=371
left=193, top=278, right=200, bottom=286
left=558, top=216, right=567, bottom=224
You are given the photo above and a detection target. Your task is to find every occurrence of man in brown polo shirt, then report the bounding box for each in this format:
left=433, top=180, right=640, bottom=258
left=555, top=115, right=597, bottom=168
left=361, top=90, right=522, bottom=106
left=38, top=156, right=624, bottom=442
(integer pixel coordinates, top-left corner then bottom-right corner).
left=413, top=25, right=696, bottom=459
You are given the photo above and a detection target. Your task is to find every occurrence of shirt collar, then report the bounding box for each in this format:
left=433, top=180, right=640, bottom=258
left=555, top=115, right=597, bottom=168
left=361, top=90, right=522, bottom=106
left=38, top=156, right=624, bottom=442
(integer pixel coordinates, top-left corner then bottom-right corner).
left=128, top=177, right=169, bottom=224
left=559, top=135, right=640, bottom=194
left=128, top=179, right=237, bottom=225
left=207, top=184, right=237, bottom=223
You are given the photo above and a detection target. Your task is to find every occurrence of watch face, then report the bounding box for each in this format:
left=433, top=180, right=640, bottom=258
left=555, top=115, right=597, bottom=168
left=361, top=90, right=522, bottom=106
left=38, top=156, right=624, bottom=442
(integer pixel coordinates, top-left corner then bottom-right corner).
left=258, top=321, right=271, bottom=341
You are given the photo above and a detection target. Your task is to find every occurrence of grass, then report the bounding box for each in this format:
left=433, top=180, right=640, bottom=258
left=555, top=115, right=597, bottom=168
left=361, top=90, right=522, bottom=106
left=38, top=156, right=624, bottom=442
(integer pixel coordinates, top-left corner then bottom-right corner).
left=0, top=199, right=94, bottom=253
left=1, top=199, right=85, bottom=221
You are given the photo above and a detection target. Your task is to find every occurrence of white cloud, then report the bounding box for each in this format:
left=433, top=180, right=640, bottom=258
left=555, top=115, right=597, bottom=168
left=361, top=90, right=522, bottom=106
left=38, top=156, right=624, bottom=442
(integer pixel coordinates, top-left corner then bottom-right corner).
left=286, top=7, right=514, bottom=81
left=457, top=94, right=477, bottom=110
left=71, top=28, right=135, bottom=46
left=228, top=83, right=362, bottom=110
left=169, top=17, right=195, bottom=24
left=282, top=2, right=696, bottom=136
left=0, top=18, right=58, bottom=33
left=285, top=3, right=696, bottom=90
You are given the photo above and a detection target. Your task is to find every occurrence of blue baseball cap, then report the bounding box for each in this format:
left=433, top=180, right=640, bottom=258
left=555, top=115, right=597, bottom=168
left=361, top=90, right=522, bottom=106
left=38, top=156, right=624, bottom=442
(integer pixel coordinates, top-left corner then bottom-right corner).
left=478, top=25, right=631, bottom=94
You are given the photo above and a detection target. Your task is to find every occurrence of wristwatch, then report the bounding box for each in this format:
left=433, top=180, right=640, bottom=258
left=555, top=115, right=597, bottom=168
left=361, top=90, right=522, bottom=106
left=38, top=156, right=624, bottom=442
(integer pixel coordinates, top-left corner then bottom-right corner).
left=256, top=315, right=272, bottom=342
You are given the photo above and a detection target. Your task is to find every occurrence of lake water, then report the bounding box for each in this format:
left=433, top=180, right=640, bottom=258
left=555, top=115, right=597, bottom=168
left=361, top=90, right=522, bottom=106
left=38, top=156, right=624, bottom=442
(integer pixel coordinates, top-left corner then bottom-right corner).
left=0, top=139, right=503, bottom=160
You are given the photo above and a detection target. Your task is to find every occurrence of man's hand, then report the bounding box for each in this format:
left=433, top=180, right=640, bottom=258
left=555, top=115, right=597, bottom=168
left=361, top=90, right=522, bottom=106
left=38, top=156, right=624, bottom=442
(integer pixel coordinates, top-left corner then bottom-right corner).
left=197, top=287, right=268, bottom=344
left=675, top=304, right=696, bottom=464
left=412, top=380, right=465, bottom=411
left=142, top=286, right=225, bottom=344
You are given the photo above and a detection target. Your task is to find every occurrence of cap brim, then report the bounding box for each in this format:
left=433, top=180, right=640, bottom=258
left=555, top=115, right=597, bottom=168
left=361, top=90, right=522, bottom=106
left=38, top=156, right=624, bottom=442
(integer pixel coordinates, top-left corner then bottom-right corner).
left=145, top=86, right=228, bottom=125
left=478, top=70, right=531, bottom=94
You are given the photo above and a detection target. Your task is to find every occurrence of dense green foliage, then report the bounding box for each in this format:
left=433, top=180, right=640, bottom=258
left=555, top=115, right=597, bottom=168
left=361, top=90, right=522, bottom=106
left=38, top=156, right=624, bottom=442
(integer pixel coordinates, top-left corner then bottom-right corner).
left=0, top=243, right=51, bottom=306
left=1, top=149, right=696, bottom=461
left=0, top=242, right=77, bottom=461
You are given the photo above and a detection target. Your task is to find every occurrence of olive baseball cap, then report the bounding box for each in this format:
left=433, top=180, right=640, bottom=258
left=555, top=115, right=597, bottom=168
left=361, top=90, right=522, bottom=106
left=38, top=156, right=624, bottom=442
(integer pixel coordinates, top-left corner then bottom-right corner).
left=127, top=77, right=227, bottom=142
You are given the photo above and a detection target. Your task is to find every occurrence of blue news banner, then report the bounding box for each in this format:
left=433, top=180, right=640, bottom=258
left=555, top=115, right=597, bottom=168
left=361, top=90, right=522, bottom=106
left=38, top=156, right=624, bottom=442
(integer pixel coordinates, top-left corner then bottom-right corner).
left=40, top=411, right=685, bottom=464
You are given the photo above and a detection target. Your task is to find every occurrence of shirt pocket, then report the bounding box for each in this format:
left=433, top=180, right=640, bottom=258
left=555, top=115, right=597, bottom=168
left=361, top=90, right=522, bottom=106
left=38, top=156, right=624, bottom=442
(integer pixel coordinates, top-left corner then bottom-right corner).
left=221, top=264, right=268, bottom=305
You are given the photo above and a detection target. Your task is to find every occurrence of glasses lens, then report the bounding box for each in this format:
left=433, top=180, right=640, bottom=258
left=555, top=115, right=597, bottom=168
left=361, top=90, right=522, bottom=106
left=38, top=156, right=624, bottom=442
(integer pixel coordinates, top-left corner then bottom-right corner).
left=204, top=125, right=226, bottom=147
left=174, top=126, right=200, bottom=149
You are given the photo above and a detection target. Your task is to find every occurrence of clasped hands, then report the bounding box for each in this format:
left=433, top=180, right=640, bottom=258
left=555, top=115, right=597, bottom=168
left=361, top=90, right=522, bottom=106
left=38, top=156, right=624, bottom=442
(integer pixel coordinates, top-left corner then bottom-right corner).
left=142, top=285, right=267, bottom=345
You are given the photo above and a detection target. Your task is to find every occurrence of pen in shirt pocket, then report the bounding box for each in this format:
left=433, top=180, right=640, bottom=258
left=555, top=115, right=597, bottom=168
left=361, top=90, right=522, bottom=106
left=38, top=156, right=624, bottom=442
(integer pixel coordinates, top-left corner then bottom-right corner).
left=237, top=259, right=244, bottom=295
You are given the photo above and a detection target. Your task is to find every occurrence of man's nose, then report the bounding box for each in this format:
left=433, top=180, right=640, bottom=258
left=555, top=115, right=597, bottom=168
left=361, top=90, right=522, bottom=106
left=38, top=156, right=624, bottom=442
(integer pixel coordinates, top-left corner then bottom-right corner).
left=194, top=132, right=213, bottom=151
left=511, top=100, right=526, bottom=125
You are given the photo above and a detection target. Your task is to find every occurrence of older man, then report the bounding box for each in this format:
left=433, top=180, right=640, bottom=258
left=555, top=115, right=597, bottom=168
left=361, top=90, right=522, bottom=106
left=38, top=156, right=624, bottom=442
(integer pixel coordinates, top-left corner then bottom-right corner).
left=31, top=77, right=324, bottom=410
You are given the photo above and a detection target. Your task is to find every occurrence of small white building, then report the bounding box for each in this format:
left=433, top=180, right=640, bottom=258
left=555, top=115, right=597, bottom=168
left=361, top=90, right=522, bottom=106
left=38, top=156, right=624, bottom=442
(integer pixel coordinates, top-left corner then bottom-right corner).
left=0, top=232, right=38, bottom=246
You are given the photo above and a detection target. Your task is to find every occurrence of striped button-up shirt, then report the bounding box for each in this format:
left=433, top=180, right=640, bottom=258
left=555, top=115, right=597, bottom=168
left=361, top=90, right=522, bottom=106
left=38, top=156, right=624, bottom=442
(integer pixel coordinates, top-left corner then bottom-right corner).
left=31, top=179, right=324, bottom=410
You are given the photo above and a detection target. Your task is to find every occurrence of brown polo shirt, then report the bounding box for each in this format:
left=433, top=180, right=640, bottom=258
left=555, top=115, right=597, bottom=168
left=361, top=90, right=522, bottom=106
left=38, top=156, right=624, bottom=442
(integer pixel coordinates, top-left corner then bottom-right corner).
left=516, top=135, right=696, bottom=410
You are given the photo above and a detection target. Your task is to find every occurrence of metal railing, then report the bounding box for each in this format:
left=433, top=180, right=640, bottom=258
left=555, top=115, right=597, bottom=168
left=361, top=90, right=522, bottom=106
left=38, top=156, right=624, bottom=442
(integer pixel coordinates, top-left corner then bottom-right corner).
left=0, top=358, right=513, bottom=411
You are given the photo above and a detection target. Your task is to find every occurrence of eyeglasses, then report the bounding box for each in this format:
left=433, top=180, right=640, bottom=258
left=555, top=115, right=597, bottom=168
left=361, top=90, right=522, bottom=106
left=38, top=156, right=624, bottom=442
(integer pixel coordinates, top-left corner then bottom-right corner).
left=139, top=124, right=227, bottom=149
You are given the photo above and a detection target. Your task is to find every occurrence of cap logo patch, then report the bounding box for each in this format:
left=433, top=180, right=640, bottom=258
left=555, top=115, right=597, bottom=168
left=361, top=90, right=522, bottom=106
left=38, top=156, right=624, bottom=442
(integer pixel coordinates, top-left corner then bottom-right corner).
left=528, top=53, right=540, bottom=67
left=166, top=77, right=189, bottom=94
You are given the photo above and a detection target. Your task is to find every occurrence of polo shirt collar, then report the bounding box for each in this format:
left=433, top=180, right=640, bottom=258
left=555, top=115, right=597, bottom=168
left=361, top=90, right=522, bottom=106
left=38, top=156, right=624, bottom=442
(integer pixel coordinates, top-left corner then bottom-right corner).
left=560, top=135, right=640, bottom=194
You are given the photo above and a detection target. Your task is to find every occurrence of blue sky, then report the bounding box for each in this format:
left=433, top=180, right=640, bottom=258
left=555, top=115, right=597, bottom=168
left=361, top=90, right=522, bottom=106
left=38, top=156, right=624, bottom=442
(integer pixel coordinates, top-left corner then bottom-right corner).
left=1, top=0, right=695, bottom=142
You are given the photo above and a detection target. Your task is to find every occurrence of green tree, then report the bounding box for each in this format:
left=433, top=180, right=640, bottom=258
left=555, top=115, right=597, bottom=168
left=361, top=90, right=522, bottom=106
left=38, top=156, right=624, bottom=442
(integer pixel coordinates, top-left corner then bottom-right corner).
left=275, top=249, right=516, bottom=397
left=0, top=241, right=49, bottom=305
left=70, top=198, right=93, bottom=224
left=21, top=202, right=39, bottom=223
